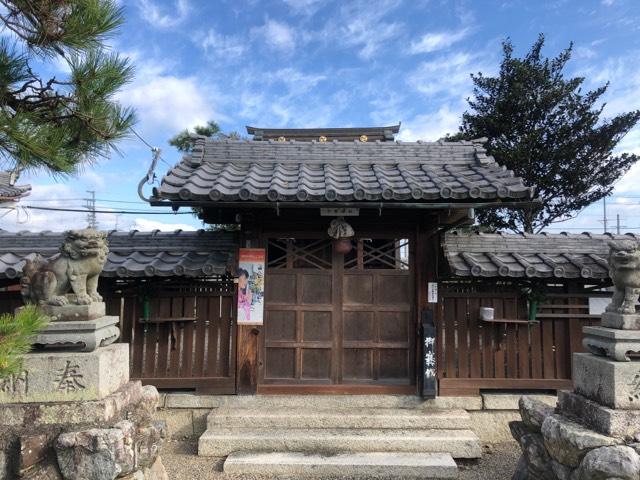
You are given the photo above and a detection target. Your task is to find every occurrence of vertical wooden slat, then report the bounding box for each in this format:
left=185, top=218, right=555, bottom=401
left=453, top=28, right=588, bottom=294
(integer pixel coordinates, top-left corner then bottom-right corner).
left=130, top=297, right=144, bottom=379
left=456, top=297, right=469, bottom=378
left=155, top=297, right=172, bottom=377
left=542, top=309, right=556, bottom=379
left=141, top=297, right=159, bottom=378
left=443, top=297, right=457, bottom=378
left=493, top=298, right=505, bottom=379
left=504, top=297, right=518, bottom=378
left=194, top=295, right=209, bottom=377
left=206, top=296, right=221, bottom=377
left=517, top=295, right=530, bottom=379
left=468, top=297, right=482, bottom=378
left=181, top=296, right=196, bottom=377
left=167, top=296, right=183, bottom=378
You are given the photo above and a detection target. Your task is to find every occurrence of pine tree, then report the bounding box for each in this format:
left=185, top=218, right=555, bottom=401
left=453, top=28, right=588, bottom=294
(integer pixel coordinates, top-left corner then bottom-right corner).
left=169, top=120, right=243, bottom=153
left=0, top=306, right=47, bottom=378
left=456, top=35, right=640, bottom=233
left=0, top=0, right=135, bottom=175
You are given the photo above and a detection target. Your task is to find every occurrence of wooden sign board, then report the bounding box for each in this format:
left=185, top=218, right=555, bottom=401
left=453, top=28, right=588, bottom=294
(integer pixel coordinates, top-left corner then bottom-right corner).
left=237, top=248, right=265, bottom=325
left=320, top=208, right=360, bottom=217
left=421, top=310, right=437, bottom=398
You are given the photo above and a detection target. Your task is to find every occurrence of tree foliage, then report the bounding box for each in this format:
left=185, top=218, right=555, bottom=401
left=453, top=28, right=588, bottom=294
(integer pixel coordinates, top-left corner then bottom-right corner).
left=0, top=305, right=47, bottom=378
left=169, top=120, right=243, bottom=153
left=455, top=35, right=640, bottom=233
left=0, top=0, right=135, bottom=175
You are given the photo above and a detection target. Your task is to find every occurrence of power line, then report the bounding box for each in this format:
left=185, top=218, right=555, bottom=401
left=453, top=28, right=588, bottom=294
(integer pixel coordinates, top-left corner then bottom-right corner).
left=129, top=126, right=173, bottom=168
left=0, top=205, right=193, bottom=215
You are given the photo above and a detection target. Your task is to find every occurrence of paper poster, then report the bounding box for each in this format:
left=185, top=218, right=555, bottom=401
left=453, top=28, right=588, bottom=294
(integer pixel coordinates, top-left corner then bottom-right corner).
left=427, top=282, right=438, bottom=303
left=237, top=248, right=265, bottom=325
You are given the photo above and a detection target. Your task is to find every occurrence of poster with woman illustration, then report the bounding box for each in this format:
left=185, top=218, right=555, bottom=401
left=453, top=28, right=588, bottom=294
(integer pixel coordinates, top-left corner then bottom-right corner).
left=237, top=248, right=265, bottom=325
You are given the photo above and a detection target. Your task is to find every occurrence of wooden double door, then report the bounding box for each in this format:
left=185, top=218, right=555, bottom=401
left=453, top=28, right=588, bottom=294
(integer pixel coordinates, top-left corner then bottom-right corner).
left=260, top=234, right=416, bottom=393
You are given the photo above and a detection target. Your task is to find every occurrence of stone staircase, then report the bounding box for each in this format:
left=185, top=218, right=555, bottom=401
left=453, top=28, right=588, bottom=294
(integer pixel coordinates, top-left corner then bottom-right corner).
left=198, top=395, right=481, bottom=478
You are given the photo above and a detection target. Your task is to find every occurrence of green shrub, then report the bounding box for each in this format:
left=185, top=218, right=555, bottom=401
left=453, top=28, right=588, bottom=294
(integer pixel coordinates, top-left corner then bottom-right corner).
left=0, top=306, right=48, bottom=378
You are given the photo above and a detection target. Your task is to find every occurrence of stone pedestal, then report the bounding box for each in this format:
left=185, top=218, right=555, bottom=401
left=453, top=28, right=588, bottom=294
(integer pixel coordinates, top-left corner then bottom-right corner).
left=583, top=326, right=640, bottom=361
left=573, top=353, right=640, bottom=410
left=602, top=311, right=640, bottom=330
left=558, top=390, right=640, bottom=438
left=38, top=302, right=106, bottom=322
left=34, top=316, right=120, bottom=352
left=0, top=343, right=128, bottom=404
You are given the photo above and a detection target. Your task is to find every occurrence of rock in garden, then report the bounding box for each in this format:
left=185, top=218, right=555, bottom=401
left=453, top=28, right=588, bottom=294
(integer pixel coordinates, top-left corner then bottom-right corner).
left=135, top=420, right=166, bottom=469
left=520, top=396, right=554, bottom=431
left=54, top=424, right=135, bottom=480
left=574, top=445, right=640, bottom=480
left=512, top=455, right=531, bottom=480
left=520, top=433, right=555, bottom=480
left=510, top=421, right=533, bottom=443
left=550, top=459, right=573, bottom=480
left=542, top=414, right=618, bottom=467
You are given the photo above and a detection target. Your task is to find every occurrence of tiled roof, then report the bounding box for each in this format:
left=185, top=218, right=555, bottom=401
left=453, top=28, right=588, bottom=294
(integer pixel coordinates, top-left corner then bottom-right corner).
left=152, top=137, right=535, bottom=204
left=0, top=230, right=237, bottom=279
left=443, top=231, right=635, bottom=279
left=246, top=125, right=400, bottom=141
left=0, top=171, right=30, bottom=201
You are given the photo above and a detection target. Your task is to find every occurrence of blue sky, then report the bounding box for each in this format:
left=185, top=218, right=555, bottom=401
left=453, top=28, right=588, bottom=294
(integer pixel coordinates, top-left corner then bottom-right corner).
left=2, top=0, right=640, bottom=233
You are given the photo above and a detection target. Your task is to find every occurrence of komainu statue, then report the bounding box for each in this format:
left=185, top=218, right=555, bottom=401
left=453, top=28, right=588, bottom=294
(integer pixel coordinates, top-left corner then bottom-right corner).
left=21, top=229, right=109, bottom=306
left=605, top=240, right=640, bottom=314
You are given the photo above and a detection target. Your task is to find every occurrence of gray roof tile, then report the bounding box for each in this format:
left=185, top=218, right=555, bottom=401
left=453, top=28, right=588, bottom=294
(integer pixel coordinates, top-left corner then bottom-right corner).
left=443, top=231, right=635, bottom=279
left=153, top=137, right=534, bottom=203
left=0, top=229, right=237, bottom=279
left=0, top=171, right=30, bottom=200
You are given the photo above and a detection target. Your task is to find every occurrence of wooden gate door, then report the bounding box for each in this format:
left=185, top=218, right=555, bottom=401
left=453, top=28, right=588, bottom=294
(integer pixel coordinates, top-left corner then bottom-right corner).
left=261, top=235, right=415, bottom=393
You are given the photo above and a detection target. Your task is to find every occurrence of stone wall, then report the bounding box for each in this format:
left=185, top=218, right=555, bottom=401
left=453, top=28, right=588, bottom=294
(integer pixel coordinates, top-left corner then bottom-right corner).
left=0, top=380, right=167, bottom=479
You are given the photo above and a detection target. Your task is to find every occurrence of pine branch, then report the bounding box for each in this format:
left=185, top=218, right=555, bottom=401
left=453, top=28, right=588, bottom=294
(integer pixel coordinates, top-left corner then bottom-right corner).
left=0, top=305, right=47, bottom=378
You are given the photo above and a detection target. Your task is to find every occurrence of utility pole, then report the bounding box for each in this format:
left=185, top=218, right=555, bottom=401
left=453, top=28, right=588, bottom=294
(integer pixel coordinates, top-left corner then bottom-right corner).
left=114, top=214, right=122, bottom=231
left=616, top=214, right=626, bottom=235
left=86, top=190, right=98, bottom=230
left=603, top=197, right=608, bottom=233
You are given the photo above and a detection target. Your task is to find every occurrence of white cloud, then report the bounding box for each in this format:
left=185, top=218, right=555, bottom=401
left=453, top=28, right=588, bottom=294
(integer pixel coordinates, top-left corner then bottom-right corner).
left=312, top=0, right=403, bottom=59
left=601, top=0, right=616, bottom=5
left=255, top=19, right=296, bottom=52
left=117, top=57, right=220, bottom=133
left=131, top=218, right=198, bottom=231
left=282, top=0, right=323, bottom=16
left=136, top=0, right=190, bottom=28
left=396, top=105, right=462, bottom=142
left=409, top=28, right=470, bottom=54
left=408, top=52, right=489, bottom=98
left=198, top=28, right=246, bottom=59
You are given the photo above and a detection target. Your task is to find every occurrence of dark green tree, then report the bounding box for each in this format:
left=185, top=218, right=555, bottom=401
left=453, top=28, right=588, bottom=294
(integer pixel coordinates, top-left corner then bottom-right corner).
left=455, top=35, right=640, bottom=233
left=169, top=120, right=242, bottom=153
left=0, top=0, right=135, bottom=175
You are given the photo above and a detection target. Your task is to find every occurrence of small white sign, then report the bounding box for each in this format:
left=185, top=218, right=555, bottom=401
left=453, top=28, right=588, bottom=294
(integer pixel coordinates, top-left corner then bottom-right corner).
left=428, top=282, right=438, bottom=303
left=320, top=208, right=360, bottom=217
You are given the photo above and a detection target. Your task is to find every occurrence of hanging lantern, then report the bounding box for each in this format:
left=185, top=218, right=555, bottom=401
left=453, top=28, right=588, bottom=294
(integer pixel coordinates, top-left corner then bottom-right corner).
left=327, top=217, right=355, bottom=254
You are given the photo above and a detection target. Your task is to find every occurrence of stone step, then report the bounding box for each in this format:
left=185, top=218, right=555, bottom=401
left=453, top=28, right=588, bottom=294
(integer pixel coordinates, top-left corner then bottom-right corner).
left=223, top=451, right=459, bottom=479
left=199, top=427, right=481, bottom=458
left=208, top=407, right=472, bottom=430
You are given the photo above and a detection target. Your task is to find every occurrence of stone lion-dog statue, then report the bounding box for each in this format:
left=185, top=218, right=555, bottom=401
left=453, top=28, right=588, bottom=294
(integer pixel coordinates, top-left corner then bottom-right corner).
left=606, top=240, right=640, bottom=315
left=21, top=229, right=109, bottom=306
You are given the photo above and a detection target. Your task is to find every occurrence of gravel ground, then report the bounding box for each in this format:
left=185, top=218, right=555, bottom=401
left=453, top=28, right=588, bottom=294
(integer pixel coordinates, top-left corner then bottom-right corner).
left=162, top=440, right=521, bottom=479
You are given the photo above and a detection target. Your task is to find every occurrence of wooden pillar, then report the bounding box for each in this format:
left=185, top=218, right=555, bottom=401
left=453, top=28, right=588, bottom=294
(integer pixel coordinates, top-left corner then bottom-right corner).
left=236, top=213, right=263, bottom=394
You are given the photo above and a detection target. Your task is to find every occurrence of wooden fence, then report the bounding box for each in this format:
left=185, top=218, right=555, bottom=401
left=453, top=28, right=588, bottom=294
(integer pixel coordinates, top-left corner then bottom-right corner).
left=0, top=280, right=237, bottom=393
left=436, top=287, right=605, bottom=396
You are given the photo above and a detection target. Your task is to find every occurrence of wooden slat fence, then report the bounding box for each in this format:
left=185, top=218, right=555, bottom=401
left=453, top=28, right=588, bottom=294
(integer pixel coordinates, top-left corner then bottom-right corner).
left=437, top=290, right=605, bottom=396
left=0, top=280, right=237, bottom=393
left=106, top=280, right=237, bottom=392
